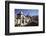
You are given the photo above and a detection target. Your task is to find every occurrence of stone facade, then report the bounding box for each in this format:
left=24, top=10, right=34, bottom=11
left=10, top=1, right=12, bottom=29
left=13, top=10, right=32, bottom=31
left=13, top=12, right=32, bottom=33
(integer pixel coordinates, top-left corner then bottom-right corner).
left=15, top=11, right=32, bottom=26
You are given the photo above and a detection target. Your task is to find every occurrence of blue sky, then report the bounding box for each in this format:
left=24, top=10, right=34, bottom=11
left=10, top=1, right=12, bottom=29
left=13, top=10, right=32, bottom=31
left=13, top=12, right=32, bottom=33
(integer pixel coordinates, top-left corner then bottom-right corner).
left=15, top=9, right=38, bottom=16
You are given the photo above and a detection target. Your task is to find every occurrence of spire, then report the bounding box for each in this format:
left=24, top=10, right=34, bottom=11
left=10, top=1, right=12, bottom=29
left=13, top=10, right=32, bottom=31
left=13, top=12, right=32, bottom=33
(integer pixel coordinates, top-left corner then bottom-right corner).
left=21, top=11, right=23, bottom=14
left=29, top=12, right=32, bottom=17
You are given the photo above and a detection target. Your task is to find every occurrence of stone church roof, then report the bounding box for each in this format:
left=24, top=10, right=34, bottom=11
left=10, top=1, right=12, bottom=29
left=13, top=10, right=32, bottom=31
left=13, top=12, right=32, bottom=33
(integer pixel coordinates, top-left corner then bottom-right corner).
left=16, top=11, right=32, bottom=19
left=16, top=11, right=24, bottom=19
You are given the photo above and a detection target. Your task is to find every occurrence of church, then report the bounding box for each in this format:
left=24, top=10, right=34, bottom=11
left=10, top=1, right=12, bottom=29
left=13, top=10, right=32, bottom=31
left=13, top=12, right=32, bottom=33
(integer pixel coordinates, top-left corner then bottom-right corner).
left=15, top=11, right=32, bottom=26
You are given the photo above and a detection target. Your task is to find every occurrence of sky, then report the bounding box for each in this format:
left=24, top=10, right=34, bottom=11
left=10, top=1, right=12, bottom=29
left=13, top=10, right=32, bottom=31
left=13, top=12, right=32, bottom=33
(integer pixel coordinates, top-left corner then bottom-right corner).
left=15, top=9, right=38, bottom=16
